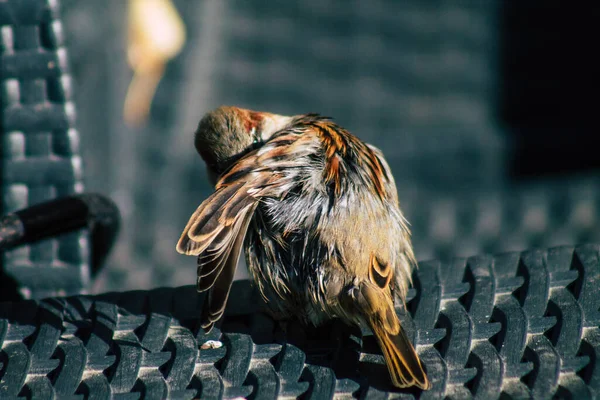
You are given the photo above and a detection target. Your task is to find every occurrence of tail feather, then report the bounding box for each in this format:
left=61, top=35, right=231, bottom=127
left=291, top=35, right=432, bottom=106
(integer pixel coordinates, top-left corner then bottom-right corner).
left=356, top=282, right=431, bottom=390
left=369, top=319, right=431, bottom=390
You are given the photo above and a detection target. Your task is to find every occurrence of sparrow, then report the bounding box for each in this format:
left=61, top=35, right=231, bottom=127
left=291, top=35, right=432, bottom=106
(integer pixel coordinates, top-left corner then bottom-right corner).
left=176, top=106, right=431, bottom=390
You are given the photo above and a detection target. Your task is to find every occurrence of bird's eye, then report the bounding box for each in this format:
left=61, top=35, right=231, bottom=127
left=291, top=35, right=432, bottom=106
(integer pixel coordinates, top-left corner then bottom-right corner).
left=250, top=127, right=260, bottom=144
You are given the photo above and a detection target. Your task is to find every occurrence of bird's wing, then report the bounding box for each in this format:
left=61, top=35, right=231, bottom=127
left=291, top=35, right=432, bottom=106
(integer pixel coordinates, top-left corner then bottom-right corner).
left=176, top=126, right=319, bottom=331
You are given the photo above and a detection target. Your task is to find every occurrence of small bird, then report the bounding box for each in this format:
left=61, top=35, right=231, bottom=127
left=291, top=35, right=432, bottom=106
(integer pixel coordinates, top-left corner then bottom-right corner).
left=177, top=106, right=431, bottom=390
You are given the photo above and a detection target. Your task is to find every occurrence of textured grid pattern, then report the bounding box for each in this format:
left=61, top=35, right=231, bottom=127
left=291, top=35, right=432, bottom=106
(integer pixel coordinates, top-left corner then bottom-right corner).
left=215, top=0, right=504, bottom=187
left=1, top=244, right=599, bottom=398
left=0, top=0, right=88, bottom=298
left=219, top=1, right=499, bottom=145
left=403, top=176, right=600, bottom=261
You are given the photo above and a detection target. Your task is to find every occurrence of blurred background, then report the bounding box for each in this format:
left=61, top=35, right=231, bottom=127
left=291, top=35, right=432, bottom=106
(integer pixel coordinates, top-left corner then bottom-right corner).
left=47, top=0, right=599, bottom=292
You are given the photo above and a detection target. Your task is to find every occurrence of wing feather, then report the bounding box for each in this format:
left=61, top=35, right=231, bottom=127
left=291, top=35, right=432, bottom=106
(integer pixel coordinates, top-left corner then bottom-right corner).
left=200, top=207, right=256, bottom=331
left=176, top=181, right=244, bottom=255
left=177, top=122, right=321, bottom=331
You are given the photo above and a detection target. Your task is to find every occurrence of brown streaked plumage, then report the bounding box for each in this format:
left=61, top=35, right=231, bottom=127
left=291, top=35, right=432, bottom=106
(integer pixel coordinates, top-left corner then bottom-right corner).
left=177, top=106, right=431, bottom=390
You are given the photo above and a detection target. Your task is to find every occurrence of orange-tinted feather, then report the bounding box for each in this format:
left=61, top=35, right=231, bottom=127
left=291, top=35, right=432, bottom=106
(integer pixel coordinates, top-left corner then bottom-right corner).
left=369, top=253, right=393, bottom=290
left=356, top=282, right=430, bottom=390
left=310, top=120, right=387, bottom=201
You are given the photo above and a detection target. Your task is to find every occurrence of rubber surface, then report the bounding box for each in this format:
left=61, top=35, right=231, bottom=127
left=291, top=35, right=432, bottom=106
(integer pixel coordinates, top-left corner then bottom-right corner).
left=1, top=244, right=598, bottom=399
left=0, top=0, right=88, bottom=299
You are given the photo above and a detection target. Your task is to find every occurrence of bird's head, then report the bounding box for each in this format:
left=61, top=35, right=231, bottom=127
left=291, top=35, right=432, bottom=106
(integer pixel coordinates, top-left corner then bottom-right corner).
left=194, top=106, right=292, bottom=179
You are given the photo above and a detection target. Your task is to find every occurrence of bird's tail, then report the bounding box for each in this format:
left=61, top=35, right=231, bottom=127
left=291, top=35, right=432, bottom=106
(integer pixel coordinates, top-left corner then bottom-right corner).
left=368, top=317, right=431, bottom=390
left=356, top=282, right=430, bottom=390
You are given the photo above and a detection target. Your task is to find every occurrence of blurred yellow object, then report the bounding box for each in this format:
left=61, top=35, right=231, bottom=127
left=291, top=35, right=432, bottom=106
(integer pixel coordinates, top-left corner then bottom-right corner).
left=124, top=0, right=186, bottom=127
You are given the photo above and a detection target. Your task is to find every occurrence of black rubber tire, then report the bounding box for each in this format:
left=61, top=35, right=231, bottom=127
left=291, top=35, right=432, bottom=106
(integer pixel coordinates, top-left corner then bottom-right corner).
left=1, top=244, right=598, bottom=399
